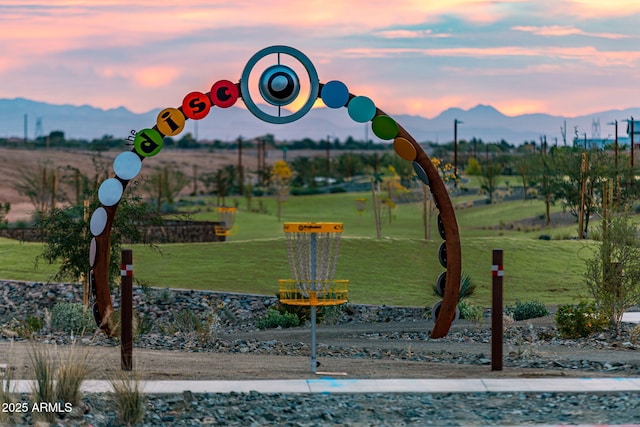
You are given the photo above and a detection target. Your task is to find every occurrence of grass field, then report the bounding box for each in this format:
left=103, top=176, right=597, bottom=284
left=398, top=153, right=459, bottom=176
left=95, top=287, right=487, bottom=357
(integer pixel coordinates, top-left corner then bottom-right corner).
left=0, top=180, right=598, bottom=308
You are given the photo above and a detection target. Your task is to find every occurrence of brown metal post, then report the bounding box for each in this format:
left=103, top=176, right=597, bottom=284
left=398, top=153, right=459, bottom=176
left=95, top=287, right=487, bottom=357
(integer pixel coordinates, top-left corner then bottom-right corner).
left=121, top=249, right=133, bottom=371
left=491, top=249, right=503, bottom=371
left=453, top=119, right=458, bottom=189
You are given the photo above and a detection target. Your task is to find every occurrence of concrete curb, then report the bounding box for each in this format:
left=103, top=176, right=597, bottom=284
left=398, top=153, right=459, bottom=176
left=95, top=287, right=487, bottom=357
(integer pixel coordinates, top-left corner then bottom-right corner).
left=5, top=377, right=640, bottom=394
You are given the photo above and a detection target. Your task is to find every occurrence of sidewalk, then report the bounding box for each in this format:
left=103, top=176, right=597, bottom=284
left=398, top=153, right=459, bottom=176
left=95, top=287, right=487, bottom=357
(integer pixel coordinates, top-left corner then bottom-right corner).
left=6, top=377, right=640, bottom=394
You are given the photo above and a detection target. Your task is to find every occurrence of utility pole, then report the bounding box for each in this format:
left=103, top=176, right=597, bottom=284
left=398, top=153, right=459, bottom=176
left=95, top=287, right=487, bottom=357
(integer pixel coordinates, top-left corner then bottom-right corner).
left=608, top=120, right=619, bottom=206
left=237, top=137, right=243, bottom=195
left=631, top=117, right=635, bottom=169
left=326, top=135, right=331, bottom=176
left=608, top=120, right=619, bottom=173
left=454, top=119, right=463, bottom=189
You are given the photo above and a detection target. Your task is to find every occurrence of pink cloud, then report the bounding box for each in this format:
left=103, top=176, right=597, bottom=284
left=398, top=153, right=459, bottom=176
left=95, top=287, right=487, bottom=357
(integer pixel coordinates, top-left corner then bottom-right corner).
left=512, top=25, right=629, bottom=40
left=132, top=66, right=182, bottom=88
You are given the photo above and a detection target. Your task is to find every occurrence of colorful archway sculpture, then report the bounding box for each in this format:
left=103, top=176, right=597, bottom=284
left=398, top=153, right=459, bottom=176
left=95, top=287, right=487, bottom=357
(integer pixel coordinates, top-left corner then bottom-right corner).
left=89, top=46, right=461, bottom=339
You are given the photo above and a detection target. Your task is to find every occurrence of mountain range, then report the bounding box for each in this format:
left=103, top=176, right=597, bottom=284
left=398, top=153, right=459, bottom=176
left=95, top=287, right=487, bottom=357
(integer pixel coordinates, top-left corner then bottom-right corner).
left=1, top=97, right=638, bottom=145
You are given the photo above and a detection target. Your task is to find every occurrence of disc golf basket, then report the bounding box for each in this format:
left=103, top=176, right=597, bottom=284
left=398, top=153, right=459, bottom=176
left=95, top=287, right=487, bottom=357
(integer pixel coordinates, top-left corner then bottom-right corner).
left=215, top=206, right=237, bottom=237
left=279, top=222, right=349, bottom=373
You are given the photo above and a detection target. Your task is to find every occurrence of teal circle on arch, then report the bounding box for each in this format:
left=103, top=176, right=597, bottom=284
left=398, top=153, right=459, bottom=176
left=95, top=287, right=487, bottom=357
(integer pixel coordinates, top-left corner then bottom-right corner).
left=321, top=80, right=349, bottom=108
left=347, top=96, right=376, bottom=123
left=372, top=115, right=399, bottom=140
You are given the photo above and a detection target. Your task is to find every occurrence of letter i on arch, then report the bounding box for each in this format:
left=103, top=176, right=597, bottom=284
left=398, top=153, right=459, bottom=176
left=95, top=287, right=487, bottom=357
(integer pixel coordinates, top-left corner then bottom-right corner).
left=156, top=107, right=186, bottom=136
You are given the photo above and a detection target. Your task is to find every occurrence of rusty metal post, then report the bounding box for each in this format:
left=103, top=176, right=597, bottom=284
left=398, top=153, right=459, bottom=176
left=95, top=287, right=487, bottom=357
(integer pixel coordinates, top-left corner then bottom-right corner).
left=491, top=249, right=503, bottom=371
left=121, top=249, right=133, bottom=371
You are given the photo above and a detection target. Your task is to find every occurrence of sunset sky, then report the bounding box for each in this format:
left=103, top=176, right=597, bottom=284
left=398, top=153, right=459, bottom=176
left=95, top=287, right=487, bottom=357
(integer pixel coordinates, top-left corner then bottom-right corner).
left=1, top=0, right=639, bottom=119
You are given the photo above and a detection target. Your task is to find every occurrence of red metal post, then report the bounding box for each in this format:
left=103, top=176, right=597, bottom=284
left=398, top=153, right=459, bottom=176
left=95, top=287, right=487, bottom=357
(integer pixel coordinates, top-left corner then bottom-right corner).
left=121, top=249, right=133, bottom=371
left=491, top=249, right=503, bottom=371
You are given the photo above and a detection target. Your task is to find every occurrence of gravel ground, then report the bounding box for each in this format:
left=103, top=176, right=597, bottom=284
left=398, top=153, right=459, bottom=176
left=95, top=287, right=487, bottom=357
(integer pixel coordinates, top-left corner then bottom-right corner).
left=3, top=281, right=640, bottom=426
left=5, top=390, right=640, bottom=426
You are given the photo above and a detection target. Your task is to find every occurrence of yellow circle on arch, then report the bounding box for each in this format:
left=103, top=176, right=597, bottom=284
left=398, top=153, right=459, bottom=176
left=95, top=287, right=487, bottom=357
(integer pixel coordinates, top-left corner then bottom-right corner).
left=393, top=137, right=417, bottom=161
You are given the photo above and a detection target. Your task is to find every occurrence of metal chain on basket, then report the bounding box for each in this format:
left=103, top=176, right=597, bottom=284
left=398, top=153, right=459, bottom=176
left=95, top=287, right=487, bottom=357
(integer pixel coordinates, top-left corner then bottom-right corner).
left=285, top=229, right=342, bottom=296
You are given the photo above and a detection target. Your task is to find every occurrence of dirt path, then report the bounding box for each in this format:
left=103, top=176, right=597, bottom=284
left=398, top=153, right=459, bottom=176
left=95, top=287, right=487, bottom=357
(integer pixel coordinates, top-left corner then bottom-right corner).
left=3, top=318, right=638, bottom=381
left=0, top=340, right=617, bottom=381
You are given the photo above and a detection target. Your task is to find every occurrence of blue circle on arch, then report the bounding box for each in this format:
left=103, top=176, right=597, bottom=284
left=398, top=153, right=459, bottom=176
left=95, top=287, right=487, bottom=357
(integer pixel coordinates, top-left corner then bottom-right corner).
left=413, top=161, right=429, bottom=185
left=321, top=80, right=349, bottom=108
left=348, top=96, right=376, bottom=123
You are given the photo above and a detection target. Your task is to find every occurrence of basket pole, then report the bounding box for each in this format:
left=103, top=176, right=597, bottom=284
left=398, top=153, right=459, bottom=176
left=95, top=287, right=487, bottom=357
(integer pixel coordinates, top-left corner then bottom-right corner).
left=310, top=233, right=317, bottom=373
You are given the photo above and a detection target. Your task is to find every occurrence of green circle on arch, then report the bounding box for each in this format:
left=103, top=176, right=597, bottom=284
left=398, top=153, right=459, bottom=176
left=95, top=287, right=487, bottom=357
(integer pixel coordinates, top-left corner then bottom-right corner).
left=372, top=115, right=399, bottom=140
left=134, top=128, right=163, bottom=157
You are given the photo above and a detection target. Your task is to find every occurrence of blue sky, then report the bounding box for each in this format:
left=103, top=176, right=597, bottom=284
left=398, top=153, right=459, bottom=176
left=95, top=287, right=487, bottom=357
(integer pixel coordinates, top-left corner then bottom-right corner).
left=0, top=0, right=638, bottom=118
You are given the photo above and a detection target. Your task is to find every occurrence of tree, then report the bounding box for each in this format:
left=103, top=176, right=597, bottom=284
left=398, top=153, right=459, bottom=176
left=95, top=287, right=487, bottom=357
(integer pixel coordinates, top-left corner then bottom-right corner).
left=14, top=161, right=62, bottom=217
left=584, top=211, right=640, bottom=336
left=479, top=157, right=503, bottom=203
left=35, top=183, right=162, bottom=285
left=143, top=164, right=189, bottom=212
left=270, top=160, right=293, bottom=222
left=466, top=157, right=482, bottom=176
left=0, top=202, right=10, bottom=228
left=517, top=155, right=537, bottom=201
left=546, top=148, right=613, bottom=237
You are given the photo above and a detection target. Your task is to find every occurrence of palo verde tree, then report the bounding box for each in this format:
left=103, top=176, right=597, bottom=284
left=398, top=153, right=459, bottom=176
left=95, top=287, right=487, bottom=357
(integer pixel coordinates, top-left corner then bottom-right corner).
left=270, top=160, right=293, bottom=222
left=14, top=161, right=64, bottom=219
left=142, top=163, right=189, bottom=212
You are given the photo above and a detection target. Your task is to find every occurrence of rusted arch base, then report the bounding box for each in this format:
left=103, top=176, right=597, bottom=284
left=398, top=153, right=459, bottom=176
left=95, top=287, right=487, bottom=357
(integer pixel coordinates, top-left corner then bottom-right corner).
left=370, top=105, right=461, bottom=338
left=93, top=83, right=462, bottom=339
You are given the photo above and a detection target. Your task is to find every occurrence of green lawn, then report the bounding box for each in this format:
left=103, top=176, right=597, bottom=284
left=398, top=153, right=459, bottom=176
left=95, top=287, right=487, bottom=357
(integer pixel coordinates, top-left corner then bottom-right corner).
left=0, top=187, right=594, bottom=308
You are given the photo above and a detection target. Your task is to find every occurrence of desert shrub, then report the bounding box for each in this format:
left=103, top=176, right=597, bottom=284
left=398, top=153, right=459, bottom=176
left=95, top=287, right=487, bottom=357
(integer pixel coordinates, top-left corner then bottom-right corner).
left=320, top=305, right=344, bottom=326
left=196, top=313, right=221, bottom=346
left=171, top=309, right=202, bottom=333
left=630, top=323, right=640, bottom=345
left=256, top=308, right=300, bottom=329
left=555, top=301, right=608, bottom=338
left=24, top=315, right=44, bottom=333
left=12, top=315, right=44, bottom=338
left=505, top=300, right=549, bottom=321
left=431, top=272, right=476, bottom=302
left=458, top=301, right=484, bottom=325
left=50, top=302, right=95, bottom=335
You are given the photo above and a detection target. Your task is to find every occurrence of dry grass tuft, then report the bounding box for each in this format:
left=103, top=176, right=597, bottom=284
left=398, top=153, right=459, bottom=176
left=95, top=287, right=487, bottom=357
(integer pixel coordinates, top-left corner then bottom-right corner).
left=110, top=370, right=146, bottom=426
left=29, top=343, right=57, bottom=423
left=55, top=343, right=92, bottom=407
left=0, top=341, right=17, bottom=424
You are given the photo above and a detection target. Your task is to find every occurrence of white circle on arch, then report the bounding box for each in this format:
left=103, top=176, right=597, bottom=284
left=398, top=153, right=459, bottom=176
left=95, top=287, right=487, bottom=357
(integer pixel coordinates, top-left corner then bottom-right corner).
left=90, top=207, right=108, bottom=236
left=98, top=178, right=123, bottom=207
left=114, top=151, right=142, bottom=181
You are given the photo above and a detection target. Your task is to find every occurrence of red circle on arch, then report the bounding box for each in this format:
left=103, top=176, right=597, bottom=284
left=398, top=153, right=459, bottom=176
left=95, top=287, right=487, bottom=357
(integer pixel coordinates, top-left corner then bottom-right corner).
left=182, top=91, right=211, bottom=120
left=210, top=80, right=239, bottom=108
